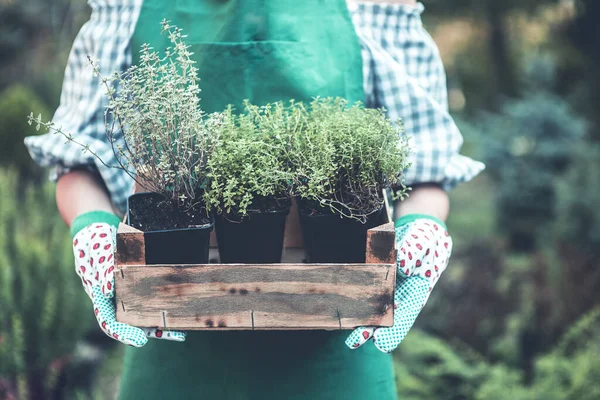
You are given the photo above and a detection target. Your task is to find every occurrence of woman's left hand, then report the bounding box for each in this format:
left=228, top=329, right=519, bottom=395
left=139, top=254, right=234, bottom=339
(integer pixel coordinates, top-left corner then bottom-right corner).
left=345, top=215, right=452, bottom=353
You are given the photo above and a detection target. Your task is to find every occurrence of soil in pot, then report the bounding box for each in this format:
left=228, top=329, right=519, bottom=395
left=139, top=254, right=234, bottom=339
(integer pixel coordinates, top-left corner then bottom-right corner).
left=215, top=196, right=291, bottom=264
left=127, top=192, right=213, bottom=265
left=298, top=199, right=387, bottom=264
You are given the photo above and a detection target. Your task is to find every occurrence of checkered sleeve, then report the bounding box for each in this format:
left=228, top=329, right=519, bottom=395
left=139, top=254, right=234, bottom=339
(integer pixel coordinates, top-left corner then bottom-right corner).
left=351, top=2, right=485, bottom=190
left=24, top=0, right=142, bottom=213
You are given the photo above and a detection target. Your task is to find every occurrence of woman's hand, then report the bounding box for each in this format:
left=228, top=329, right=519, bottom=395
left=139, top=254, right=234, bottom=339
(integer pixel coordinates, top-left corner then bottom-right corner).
left=346, top=215, right=452, bottom=352
left=346, top=184, right=451, bottom=352
left=72, top=213, right=186, bottom=347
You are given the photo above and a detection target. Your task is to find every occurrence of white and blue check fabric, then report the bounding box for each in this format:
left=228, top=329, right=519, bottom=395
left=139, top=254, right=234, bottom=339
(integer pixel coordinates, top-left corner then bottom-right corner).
left=24, top=1, right=484, bottom=213
left=352, top=2, right=484, bottom=189
left=24, top=0, right=141, bottom=212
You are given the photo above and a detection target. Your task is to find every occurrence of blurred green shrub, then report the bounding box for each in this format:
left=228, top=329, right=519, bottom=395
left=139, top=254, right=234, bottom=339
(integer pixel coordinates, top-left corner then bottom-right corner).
left=394, top=329, right=488, bottom=399
left=549, top=142, right=600, bottom=327
left=394, top=329, right=531, bottom=400
left=555, top=142, right=600, bottom=250
left=477, top=91, right=586, bottom=251
left=396, top=307, right=600, bottom=399
left=474, top=365, right=532, bottom=400
left=530, top=307, right=600, bottom=400
left=419, top=239, right=525, bottom=362
left=0, top=85, right=50, bottom=180
left=0, top=169, right=92, bottom=399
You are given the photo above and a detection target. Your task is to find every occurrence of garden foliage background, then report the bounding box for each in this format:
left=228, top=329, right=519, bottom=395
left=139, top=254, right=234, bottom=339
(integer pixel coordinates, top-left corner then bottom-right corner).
left=1, top=0, right=600, bottom=398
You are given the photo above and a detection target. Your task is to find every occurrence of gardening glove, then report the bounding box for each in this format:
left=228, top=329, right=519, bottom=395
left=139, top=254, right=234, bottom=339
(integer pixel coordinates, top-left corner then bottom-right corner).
left=345, top=214, right=452, bottom=353
left=71, top=211, right=186, bottom=347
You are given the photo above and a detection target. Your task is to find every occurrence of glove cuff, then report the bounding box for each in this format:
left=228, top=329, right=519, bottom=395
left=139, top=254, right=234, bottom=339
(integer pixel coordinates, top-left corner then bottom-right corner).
left=70, top=211, right=121, bottom=238
left=394, top=213, right=447, bottom=231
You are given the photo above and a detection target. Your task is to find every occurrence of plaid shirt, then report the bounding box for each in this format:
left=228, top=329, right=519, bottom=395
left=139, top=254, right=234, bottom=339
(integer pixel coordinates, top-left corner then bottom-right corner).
left=25, top=1, right=484, bottom=214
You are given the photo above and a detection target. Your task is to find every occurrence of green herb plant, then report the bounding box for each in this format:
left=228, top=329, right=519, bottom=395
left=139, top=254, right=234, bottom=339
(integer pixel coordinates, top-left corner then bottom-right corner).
left=28, top=22, right=409, bottom=222
left=204, top=102, right=295, bottom=219
left=29, top=20, right=221, bottom=212
left=291, top=97, right=410, bottom=222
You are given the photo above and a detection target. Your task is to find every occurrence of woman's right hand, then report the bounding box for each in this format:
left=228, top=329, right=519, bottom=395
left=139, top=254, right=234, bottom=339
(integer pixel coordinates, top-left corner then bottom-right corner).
left=72, top=215, right=186, bottom=347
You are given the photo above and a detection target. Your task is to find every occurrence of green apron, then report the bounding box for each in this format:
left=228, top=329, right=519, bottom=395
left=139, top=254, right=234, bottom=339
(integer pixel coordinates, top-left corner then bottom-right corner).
left=119, top=1, right=397, bottom=398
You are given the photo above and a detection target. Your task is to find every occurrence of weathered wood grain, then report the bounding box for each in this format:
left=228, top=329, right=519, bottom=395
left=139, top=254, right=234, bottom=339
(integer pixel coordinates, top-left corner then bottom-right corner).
left=366, top=222, right=396, bottom=264
left=116, top=223, right=145, bottom=267
left=115, top=263, right=395, bottom=330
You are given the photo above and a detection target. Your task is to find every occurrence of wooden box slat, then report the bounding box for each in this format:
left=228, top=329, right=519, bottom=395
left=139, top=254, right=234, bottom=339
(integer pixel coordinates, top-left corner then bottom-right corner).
left=115, top=223, right=145, bottom=266
left=115, top=263, right=395, bottom=330
left=366, top=222, right=396, bottom=264
left=115, top=221, right=397, bottom=330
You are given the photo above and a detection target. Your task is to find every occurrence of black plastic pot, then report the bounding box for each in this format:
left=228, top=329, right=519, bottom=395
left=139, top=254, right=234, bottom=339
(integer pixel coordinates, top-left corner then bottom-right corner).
left=127, top=193, right=213, bottom=265
left=298, top=201, right=387, bottom=264
left=215, top=206, right=290, bottom=264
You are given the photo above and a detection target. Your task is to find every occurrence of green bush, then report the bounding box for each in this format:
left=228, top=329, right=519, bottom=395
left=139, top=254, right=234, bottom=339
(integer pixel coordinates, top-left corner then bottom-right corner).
left=0, top=85, right=50, bottom=179
left=531, top=346, right=600, bottom=400
left=393, top=328, right=535, bottom=400
left=0, top=169, right=93, bottom=399
left=394, top=308, right=600, bottom=399
left=474, top=365, right=532, bottom=400
left=529, top=307, right=600, bottom=400
left=555, top=142, right=600, bottom=249
left=477, top=91, right=586, bottom=251
left=394, top=329, right=488, bottom=399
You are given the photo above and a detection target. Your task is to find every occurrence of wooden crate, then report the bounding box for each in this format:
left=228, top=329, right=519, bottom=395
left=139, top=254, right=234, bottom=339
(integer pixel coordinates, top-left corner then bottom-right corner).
left=115, top=222, right=396, bottom=330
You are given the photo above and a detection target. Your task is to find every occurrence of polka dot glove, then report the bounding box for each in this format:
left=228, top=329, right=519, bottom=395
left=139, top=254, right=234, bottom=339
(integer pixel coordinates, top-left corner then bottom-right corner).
left=71, top=211, right=186, bottom=347
left=346, top=214, right=452, bottom=353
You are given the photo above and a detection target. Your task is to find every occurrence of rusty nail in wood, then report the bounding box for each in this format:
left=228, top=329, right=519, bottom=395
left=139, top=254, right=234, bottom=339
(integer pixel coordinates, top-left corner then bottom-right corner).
left=162, top=311, right=167, bottom=329
left=336, top=309, right=342, bottom=329
left=385, top=267, right=390, bottom=280
left=121, top=301, right=125, bottom=312
left=121, top=270, right=125, bottom=279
